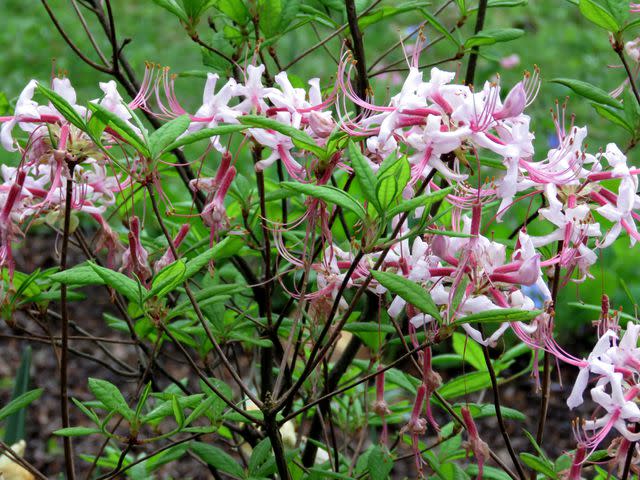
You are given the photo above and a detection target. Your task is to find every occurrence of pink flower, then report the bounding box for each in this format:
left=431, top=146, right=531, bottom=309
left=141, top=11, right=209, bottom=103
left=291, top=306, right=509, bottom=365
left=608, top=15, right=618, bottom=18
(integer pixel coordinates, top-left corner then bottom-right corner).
left=121, top=216, right=151, bottom=284
left=499, top=54, right=521, bottom=70
left=461, top=407, right=490, bottom=480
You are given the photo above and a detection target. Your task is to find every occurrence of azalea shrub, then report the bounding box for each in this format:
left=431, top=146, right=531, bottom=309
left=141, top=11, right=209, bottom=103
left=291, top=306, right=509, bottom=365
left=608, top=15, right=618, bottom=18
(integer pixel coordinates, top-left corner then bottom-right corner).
left=2, top=0, right=640, bottom=479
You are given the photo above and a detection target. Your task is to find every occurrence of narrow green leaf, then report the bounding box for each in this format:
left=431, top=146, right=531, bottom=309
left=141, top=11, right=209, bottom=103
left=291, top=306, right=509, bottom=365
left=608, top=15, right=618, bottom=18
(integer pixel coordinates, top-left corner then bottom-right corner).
left=371, top=270, right=442, bottom=321
left=134, top=382, right=153, bottom=421
left=465, top=28, right=524, bottom=48
left=579, top=0, right=620, bottom=31
left=437, top=371, right=492, bottom=399
left=87, top=263, right=141, bottom=303
left=183, top=236, right=244, bottom=280
left=452, top=333, right=486, bottom=371
left=376, top=156, right=410, bottom=210
left=281, top=182, right=367, bottom=220
left=184, top=395, right=217, bottom=427
left=487, top=0, right=528, bottom=6
left=343, top=323, right=396, bottom=334
left=191, top=442, right=245, bottom=477
left=452, top=308, right=541, bottom=327
left=171, top=395, right=184, bottom=427
left=0, top=388, right=43, bottom=423
left=240, top=114, right=324, bottom=157
left=152, top=0, right=189, bottom=22
left=88, top=378, right=134, bottom=422
left=551, top=77, right=623, bottom=109
left=387, top=187, right=453, bottom=217
left=50, top=265, right=104, bottom=287
left=592, top=103, right=634, bottom=133
left=4, top=347, right=32, bottom=443
left=348, top=141, right=381, bottom=212
left=54, top=427, right=103, bottom=437
left=423, top=10, right=459, bottom=46
left=149, top=115, right=191, bottom=158
left=36, top=84, right=85, bottom=130
left=87, top=103, right=150, bottom=156
left=164, top=124, right=246, bottom=151
left=145, top=260, right=186, bottom=300
left=519, top=453, right=557, bottom=478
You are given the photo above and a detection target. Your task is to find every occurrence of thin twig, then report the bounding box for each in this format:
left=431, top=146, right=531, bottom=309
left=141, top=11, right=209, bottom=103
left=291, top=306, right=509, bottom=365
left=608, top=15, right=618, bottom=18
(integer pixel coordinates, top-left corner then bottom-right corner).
left=282, top=0, right=382, bottom=70
left=59, top=162, right=77, bottom=480
left=464, top=0, right=488, bottom=85
left=479, top=324, right=526, bottom=480
left=40, top=0, right=112, bottom=73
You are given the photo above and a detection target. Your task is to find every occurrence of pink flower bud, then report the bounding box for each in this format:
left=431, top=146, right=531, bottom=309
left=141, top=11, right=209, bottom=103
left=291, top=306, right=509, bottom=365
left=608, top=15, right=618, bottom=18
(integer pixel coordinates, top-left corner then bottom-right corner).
left=493, top=82, right=526, bottom=120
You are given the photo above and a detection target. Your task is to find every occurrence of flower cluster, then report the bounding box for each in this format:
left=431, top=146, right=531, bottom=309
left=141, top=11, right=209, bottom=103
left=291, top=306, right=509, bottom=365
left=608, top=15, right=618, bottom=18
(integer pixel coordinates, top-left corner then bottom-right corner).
left=2, top=51, right=640, bottom=474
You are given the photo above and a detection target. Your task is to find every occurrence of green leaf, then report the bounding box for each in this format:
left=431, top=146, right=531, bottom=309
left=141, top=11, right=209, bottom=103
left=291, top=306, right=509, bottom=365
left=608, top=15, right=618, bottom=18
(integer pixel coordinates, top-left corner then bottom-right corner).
left=487, top=0, right=528, bottom=6
left=371, top=270, right=442, bottom=321
left=348, top=141, right=381, bottom=212
left=149, top=115, right=191, bottom=158
left=376, top=156, right=410, bottom=210
left=453, top=403, right=527, bottom=422
left=152, top=0, right=189, bottom=22
left=258, top=0, right=283, bottom=37
left=163, top=124, right=246, bottom=151
left=343, top=323, right=396, bottom=334
left=466, top=465, right=512, bottom=480
left=181, top=0, right=216, bottom=23
left=4, top=347, right=32, bottom=443
left=240, top=114, right=324, bottom=157
left=183, top=236, right=244, bottom=280
left=358, top=4, right=424, bottom=31
left=142, top=394, right=204, bottom=424
left=568, top=302, right=637, bottom=323
left=2, top=269, right=41, bottom=300
left=552, top=77, right=624, bottom=109
left=215, top=0, right=250, bottom=24
left=87, top=262, right=141, bottom=303
left=0, top=388, right=43, bottom=423
left=454, top=0, right=466, bottom=14
left=452, top=333, right=486, bottom=371
left=171, top=395, right=185, bottom=427
left=387, top=187, right=453, bottom=217
left=451, top=308, right=542, bottom=327
left=54, top=427, right=103, bottom=437
left=465, top=28, right=524, bottom=48
left=19, top=290, right=86, bottom=305
left=249, top=438, right=273, bottom=475
left=578, top=0, right=620, bottom=31
left=437, top=371, right=492, bottom=399
left=145, top=260, right=186, bottom=300
left=87, top=102, right=150, bottom=156
left=184, top=395, right=217, bottom=426
left=88, top=378, right=134, bottom=422
left=191, top=442, right=244, bottom=477
left=423, top=9, right=459, bottom=46
left=0, top=92, right=9, bottom=116
left=367, top=445, right=394, bottom=480
left=50, top=265, right=104, bottom=287
left=134, top=382, right=152, bottom=421
left=281, top=182, right=367, bottom=220
left=36, top=84, right=85, bottom=130
left=519, top=453, right=557, bottom=479
left=605, top=0, right=629, bottom=25
left=592, top=103, right=634, bottom=133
